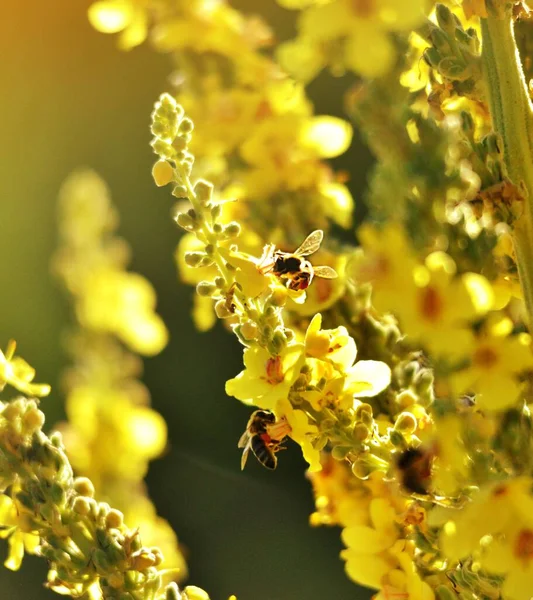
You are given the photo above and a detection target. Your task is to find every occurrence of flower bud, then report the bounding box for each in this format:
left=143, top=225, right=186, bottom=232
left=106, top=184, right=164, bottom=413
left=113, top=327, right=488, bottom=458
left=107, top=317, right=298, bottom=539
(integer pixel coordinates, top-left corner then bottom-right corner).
left=353, top=422, right=370, bottom=442
left=436, top=4, right=455, bottom=34
left=351, top=453, right=388, bottom=479
left=73, top=496, right=92, bottom=516
left=74, top=477, right=95, bottom=498
left=224, top=223, right=241, bottom=238
left=172, top=185, right=188, bottom=199
left=152, top=160, right=174, bottom=187
left=197, top=281, right=217, bottom=297
left=131, top=550, right=156, bottom=570
left=214, top=300, right=233, bottom=319
left=240, top=321, right=258, bottom=341
left=175, top=212, right=195, bottom=231
left=354, top=403, right=373, bottom=427
left=270, top=331, right=287, bottom=354
left=331, top=446, right=350, bottom=461
left=394, top=412, right=417, bottom=435
left=179, top=118, right=194, bottom=134
left=106, top=509, right=124, bottom=529
left=194, top=180, right=213, bottom=204
left=184, top=252, right=205, bottom=267
left=166, top=583, right=183, bottom=600
left=183, top=586, right=210, bottom=600
left=173, top=136, right=188, bottom=152
left=22, top=407, right=45, bottom=433
left=396, top=390, right=417, bottom=409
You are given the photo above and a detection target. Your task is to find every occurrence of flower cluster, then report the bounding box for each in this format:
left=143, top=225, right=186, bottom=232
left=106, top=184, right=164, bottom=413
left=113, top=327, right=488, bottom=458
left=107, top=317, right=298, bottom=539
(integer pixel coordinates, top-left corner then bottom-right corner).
left=0, top=348, right=211, bottom=600
left=79, top=1, right=533, bottom=599
left=53, top=170, right=187, bottom=583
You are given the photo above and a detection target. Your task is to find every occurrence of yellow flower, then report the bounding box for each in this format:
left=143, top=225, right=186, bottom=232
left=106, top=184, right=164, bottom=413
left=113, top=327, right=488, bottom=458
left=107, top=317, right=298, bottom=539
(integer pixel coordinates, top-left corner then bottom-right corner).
left=0, top=494, right=39, bottom=571
left=277, top=397, right=321, bottom=471
left=0, top=340, right=50, bottom=398
left=450, top=316, right=532, bottom=411
left=277, top=0, right=432, bottom=80
left=88, top=0, right=148, bottom=50
left=226, top=344, right=305, bottom=409
left=341, top=496, right=400, bottom=588
left=79, top=270, right=168, bottom=355
left=351, top=223, right=420, bottom=316
left=394, top=252, right=493, bottom=357
left=440, top=477, right=533, bottom=600
left=304, top=314, right=392, bottom=400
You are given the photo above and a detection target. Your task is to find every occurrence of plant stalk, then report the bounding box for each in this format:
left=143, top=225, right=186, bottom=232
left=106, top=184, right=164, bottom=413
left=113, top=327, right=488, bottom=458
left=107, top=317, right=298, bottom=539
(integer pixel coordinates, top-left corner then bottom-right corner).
left=481, top=9, right=533, bottom=325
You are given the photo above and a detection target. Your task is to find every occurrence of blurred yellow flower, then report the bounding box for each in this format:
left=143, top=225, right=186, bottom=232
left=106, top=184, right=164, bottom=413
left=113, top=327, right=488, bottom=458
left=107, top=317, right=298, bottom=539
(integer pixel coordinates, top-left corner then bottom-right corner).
left=450, top=316, right=531, bottom=411
left=440, top=477, right=533, bottom=600
left=277, top=0, right=432, bottom=80
left=395, top=252, right=493, bottom=357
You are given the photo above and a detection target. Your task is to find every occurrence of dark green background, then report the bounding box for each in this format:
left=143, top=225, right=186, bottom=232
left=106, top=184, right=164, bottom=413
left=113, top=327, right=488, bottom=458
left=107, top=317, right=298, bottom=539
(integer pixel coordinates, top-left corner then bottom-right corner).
left=0, top=1, right=373, bottom=598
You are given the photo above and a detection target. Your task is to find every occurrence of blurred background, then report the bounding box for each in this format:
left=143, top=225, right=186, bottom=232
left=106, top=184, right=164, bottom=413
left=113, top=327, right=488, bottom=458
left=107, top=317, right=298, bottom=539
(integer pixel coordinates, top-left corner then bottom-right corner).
left=0, top=1, right=373, bottom=598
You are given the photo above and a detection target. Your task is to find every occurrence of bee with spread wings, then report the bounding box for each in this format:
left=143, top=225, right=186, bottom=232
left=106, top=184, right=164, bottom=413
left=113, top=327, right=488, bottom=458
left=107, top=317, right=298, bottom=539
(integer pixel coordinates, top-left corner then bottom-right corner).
left=258, top=230, right=338, bottom=292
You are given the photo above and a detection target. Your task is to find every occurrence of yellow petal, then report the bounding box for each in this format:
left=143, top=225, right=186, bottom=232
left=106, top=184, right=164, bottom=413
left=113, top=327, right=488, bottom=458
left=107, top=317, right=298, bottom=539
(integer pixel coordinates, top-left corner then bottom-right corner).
left=346, top=360, right=391, bottom=397
left=301, top=116, right=353, bottom=158
left=342, top=525, right=392, bottom=554
left=462, top=273, right=494, bottom=315
left=342, top=549, right=391, bottom=588
left=320, top=183, right=354, bottom=228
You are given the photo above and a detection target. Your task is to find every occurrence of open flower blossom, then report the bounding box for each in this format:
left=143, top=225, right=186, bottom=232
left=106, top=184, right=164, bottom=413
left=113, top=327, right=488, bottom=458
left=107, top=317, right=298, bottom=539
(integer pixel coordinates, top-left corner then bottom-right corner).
left=0, top=341, right=50, bottom=398
left=304, top=314, right=391, bottom=400
left=226, top=344, right=305, bottom=409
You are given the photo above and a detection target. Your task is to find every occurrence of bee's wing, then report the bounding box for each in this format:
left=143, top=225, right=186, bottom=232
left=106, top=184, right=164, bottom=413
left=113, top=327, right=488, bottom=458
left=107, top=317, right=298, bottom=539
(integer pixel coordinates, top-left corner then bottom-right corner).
left=240, top=444, right=251, bottom=470
left=295, top=230, right=323, bottom=256
left=313, top=265, right=338, bottom=279
left=238, top=430, right=250, bottom=448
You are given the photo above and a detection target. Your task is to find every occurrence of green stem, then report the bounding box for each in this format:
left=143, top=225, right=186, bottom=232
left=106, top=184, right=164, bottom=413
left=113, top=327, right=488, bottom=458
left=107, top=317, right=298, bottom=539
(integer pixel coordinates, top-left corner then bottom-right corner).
left=481, top=10, right=533, bottom=325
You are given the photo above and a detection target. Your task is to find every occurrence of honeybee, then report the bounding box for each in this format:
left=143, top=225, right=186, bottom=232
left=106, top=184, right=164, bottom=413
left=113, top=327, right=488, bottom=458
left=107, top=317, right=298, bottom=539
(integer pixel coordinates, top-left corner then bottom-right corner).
left=395, top=446, right=434, bottom=495
left=238, top=410, right=290, bottom=470
left=258, top=230, right=338, bottom=292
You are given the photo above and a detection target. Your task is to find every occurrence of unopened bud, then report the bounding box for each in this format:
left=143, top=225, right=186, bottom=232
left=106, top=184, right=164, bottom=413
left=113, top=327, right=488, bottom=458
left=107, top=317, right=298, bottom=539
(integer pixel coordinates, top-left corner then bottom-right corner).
left=106, top=509, right=124, bottom=529
left=172, top=185, right=188, bottom=199
left=23, top=407, right=45, bottom=432
left=179, top=118, right=194, bottom=134
left=183, top=586, right=210, bottom=600
left=241, top=321, right=259, bottom=341
left=152, top=160, right=174, bottom=187
left=74, top=477, right=95, bottom=497
left=354, top=403, right=373, bottom=427
left=436, top=4, right=455, bottom=34
left=194, top=180, right=213, bottom=204
left=395, top=412, right=417, bottom=435
left=166, top=583, right=183, bottom=600
left=224, top=222, right=241, bottom=238
left=184, top=252, right=205, bottom=267
left=331, top=446, right=350, bottom=461
left=175, top=212, right=195, bottom=231
left=214, top=300, right=233, bottom=319
left=173, top=135, right=188, bottom=152
left=270, top=331, right=287, bottom=353
left=73, top=496, right=92, bottom=516
left=353, top=422, right=370, bottom=442
left=197, top=281, right=217, bottom=297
